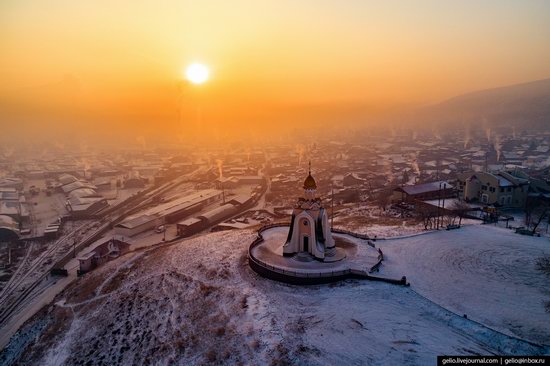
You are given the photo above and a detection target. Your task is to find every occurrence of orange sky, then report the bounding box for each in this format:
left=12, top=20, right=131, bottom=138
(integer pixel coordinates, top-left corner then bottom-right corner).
left=1, top=0, right=549, bottom=143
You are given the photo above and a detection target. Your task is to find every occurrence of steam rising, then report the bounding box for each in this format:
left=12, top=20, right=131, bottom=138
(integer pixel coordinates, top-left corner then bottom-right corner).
left=295, top=144, right=305, bottom=165
left=463, top=126, right=471, bottom=149
left=411, top=153, right=421, bottom=175
left=215, top=159, right=223, bottom=179
left=2, top=147, right=14, bottom=158
left=494, top=135, right=502, bottom=161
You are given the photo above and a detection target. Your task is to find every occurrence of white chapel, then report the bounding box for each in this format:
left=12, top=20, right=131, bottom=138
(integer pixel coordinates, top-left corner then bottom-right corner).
left=283, top=164, right=336, bottom=261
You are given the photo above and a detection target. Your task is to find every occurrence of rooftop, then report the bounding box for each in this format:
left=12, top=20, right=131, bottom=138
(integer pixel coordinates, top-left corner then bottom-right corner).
left=397, top=181, right=453, bottom=195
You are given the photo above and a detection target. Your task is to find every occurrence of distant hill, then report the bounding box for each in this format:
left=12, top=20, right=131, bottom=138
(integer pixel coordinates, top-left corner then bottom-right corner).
left=414, top=78, right=550, bottom=129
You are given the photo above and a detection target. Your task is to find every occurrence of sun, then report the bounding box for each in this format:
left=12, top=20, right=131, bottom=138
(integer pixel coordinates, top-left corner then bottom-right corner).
left=185, top=63, right=209, bottom=85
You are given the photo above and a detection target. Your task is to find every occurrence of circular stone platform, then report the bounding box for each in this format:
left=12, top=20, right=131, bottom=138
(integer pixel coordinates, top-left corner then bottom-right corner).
left=249, top=226, right=381, bottom=283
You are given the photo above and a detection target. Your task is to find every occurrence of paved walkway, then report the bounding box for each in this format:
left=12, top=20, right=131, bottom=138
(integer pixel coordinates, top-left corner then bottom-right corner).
left=251, top=226, right=379, bottom=274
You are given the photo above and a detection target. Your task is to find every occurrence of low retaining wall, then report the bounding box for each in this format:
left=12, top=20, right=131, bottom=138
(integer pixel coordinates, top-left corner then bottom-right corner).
left=369, top=247, right=384, bottom=273
left=248, top=224, right=407, bottom=286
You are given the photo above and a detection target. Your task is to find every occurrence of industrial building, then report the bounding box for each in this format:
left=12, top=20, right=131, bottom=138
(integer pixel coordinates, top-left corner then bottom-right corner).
left=216, top=175, right=264, bottom=189
left=62, top=181, right=97, bottom=194
left=0, top=199, right=29, bottom=224
left=58, top=174, right=78, bottom=186
left=114, top=189, right=223, bottom=237
left=176, top=193, right=255, bottom=237
left=176, top=203, right=238, bottom=237
left=392, top=181, right=455, bottom=203
left=198, top=203, right=239, bottom=225
left=66, top=196, right=109, bottom=218
left=0, top=178, right=24, bottom=190
left=176, top=217, right=205, bottom=237
left=0, top=215, right=19, bottom=241
left=58, top=174, right=109, bottom=218
left=0, top=188, right=20, bottom=201
left=78, top=239, right=131, bottom=274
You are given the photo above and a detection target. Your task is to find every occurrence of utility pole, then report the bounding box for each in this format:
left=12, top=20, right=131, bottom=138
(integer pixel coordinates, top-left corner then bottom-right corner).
left=331, top=187, right=334, bottom=229
left=437, top=182, right=442, bottom=229
left=441, top=183, right=447, bottom=228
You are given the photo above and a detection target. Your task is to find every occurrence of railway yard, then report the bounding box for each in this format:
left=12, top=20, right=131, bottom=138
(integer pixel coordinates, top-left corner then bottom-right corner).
left=0, top=165, right=265, bottom=348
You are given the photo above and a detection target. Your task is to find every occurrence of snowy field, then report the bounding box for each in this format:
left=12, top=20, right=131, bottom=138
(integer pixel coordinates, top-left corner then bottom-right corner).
left=1, top=228, right=548, bottom=365
left=333, top=205, right=426, bottom=238
left=379, top=225, right=550, bottom=345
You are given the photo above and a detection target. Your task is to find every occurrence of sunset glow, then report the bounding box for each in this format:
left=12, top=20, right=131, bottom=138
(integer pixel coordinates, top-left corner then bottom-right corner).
left=1, top=2, right=550, bottom=363
left=0, top=0, right=549, bottom=144
left=185, top=63, right=209, bottom=85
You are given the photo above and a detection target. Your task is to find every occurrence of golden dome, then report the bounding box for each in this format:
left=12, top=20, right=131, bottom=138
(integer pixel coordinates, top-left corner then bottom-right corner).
left=303, top=168, right=317, bottom=190
left=303, top=174, right=317, bottom=189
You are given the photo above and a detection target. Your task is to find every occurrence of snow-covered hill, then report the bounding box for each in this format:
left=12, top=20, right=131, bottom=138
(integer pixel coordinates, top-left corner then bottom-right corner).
left=379, top=225, right=550, bottom=345
left=2, top=227, right=548, bottom=365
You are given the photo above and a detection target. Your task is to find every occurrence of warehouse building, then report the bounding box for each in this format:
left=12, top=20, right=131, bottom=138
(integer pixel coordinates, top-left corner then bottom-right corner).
left=176, top=217, right=205, bottom=237
left=67, top=196, right=109, bottom=218
left=392, top=181, right=455, bottom=203
left=114, top=189, right=223, bottom=237
left=0, top=215, right=19, bottom=241
left=58, top=174, right=78, bottom=186
left=176, top=203, right=239, bottom=238
left=62, top=181, right=97, bottom=194
left=78, top=239, right=131, bottom=274
left=0, top=200, right=29, bottom=224
left=0, top=188, right=20, bottom=201
left=0, top=178, right=24, bottom=191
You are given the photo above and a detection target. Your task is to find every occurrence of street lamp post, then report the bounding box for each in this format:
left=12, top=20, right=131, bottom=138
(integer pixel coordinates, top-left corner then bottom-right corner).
left=331, top=187, right=334, bottom=229
left=441, top=183, right=447, bottom=228
left=437, top=183, right=442, bottom=229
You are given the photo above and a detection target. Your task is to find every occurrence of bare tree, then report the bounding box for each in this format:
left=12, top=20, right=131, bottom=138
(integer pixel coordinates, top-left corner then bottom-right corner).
left=530, top=201, right=549, bottom=234
left=375, top=189, right=391, bottom=211
left=441, top=213, right=457, bottom=227
left=525, top=195, right=550, bottom=234
left=416, top=204, right=438, bottom=230
left=450, top=200, right=472, bottom=226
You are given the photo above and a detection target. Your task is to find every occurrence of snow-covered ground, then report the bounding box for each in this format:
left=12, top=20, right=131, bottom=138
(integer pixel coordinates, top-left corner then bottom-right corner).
left=2, top=228, right=548, bottom=365
left=378, top=225, right=550, bottom=345
left=333, top=205, right=426, bottom=238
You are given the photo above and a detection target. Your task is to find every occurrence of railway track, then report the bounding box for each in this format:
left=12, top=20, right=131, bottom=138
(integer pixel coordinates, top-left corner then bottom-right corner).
left=0, top=221, right=92, bottom=304
left=0, top=221, right=95, bottom=325
left=0, top=168, right=203, bottom=332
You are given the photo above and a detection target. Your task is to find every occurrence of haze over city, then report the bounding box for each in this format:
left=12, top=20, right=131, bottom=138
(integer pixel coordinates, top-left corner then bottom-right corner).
left=1, top=0, right=550, bottom=143
left=0, top=1, right=549, bottom=366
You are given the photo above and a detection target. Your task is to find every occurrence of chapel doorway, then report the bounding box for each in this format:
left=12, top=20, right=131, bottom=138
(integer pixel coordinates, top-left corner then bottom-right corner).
left=303, top=236, right=309, bottom=252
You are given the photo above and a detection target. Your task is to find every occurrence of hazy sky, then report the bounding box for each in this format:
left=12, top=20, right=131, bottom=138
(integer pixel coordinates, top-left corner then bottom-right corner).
left=1, top=0, right=549, bottom=142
